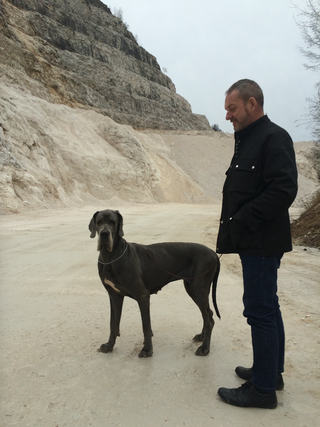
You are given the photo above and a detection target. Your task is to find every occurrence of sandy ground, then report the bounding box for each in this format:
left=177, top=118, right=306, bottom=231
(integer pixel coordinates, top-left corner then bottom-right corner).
left=1, top=203, right=320, bottom=427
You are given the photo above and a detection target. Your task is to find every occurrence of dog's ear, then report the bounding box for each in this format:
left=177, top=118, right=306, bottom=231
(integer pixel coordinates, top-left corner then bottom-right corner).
left=89, top=211, right=99, bottom=238
left=115, top=210, right=124, bottom=237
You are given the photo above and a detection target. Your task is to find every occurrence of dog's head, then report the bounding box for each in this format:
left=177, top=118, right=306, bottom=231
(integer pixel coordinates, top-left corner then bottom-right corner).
left=89, top=209, right=124, bottom=252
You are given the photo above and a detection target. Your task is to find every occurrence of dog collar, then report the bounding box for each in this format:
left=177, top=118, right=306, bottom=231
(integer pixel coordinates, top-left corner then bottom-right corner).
left=98, top=244, right=128, bottom=265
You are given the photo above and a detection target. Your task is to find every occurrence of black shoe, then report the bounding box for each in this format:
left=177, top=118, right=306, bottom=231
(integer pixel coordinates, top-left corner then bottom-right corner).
left=218, top=381, right=277, bottom=409
left=235, top=366, right=284, bottom=391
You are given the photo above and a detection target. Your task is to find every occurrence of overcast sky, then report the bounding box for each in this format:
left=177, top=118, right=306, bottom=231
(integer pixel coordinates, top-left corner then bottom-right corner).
left=102, top=0, right=318, bottom=142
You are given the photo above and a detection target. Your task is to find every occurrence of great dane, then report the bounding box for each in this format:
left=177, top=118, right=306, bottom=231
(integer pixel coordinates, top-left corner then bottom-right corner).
left=89, top=209, right=220, bottom=358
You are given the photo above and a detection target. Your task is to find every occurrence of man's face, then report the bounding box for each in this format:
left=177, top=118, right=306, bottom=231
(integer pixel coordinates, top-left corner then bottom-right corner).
left=225, top=90, right=253, bottom=132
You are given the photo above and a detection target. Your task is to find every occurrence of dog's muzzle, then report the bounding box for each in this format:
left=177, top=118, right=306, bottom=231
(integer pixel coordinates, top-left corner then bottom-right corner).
left=98, top=229, right=114, bottom=252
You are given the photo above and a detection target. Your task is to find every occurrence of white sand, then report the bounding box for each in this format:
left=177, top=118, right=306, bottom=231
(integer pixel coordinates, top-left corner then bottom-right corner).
left=1, top=77, right=320, bottom=426
left=1, top=203, right=319, bottom=426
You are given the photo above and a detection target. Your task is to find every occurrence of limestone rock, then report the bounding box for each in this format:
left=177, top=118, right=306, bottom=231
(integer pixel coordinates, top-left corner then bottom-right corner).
left=0, top=0, right=316, bottom=214
left=0, top=0, right=210, bottom=130
left=0, top=82, right=214, bottom=213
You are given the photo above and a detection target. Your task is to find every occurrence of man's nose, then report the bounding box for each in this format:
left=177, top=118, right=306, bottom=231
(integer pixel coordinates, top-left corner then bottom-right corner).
left=226, top=111, right=232, bottom=121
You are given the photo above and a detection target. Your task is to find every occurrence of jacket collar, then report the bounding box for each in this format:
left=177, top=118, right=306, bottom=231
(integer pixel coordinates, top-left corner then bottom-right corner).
left=234, top=115, right=270, bottom=140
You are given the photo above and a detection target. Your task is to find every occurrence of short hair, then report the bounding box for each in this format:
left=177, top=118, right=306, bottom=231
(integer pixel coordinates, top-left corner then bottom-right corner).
left=226, top=79, right=264, bottom=108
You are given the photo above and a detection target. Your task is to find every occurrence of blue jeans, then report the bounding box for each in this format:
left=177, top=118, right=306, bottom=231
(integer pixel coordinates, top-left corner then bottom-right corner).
left=240, top=254, right=285, bottom=393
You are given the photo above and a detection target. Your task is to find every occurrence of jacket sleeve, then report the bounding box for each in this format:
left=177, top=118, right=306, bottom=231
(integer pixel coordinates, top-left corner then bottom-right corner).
left=234, top=132, right=298, bottom=232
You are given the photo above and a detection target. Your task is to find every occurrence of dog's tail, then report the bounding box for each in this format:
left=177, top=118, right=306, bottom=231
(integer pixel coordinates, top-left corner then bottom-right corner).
left=212, top=256, right=221, bottom=319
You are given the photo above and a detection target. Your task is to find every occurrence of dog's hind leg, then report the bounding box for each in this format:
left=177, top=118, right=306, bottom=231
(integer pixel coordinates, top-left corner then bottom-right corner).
left=99, top=293, right=124, bottom=353
left=183, top=281, right=203, bottom=340
left=192, top=307, right=214, bottom=343
left=194, top=305, right=214, bottom=356
left=184, top=279, right=214, bottom=356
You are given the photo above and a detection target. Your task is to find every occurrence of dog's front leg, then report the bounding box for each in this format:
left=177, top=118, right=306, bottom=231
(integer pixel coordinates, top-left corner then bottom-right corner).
left=99, top=292, right=124, bottom=353
left=137, top=292, right=153, bottom=358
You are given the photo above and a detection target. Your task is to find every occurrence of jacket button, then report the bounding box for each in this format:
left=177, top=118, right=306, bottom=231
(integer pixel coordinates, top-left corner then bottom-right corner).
left=220, top=220, right=224, bottom=224
left=252, top=166, right=255, bottom=169
left=229, top=217, right=233, bottom=220
left=236, top=165, right=239, bottom=168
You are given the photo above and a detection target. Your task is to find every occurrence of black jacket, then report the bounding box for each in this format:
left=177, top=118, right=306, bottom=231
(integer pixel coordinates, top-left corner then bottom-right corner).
left=216, top=115, right=298, bottom=256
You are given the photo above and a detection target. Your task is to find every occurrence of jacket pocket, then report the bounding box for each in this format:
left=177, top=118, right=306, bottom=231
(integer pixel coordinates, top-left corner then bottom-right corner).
left=230, top=219, right=262, bottom=250
left=229, top=165, right=256, bottom=193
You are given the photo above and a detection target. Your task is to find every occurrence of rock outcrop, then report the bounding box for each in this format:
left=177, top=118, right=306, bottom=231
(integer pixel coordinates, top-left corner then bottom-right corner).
left=0, top=0, right=317, bottom=215
left=0, top=0, right=217, bottom=214
left=0, top=0, right=210, bottom=130
left=1, top=79, right=225, bottom=213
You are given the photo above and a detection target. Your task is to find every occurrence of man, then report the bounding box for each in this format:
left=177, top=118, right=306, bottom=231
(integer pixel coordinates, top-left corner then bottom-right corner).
left=216, top=79, right=298, bottom=409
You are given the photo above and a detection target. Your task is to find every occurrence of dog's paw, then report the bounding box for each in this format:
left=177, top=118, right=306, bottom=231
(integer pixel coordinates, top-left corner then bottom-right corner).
left=98, top=343, right=114, bottom=353
left=138, top=347, right=153, bottom=358
left=192, top=333, right=204, bottom=342
left=195, top=345, right=210, bottom=356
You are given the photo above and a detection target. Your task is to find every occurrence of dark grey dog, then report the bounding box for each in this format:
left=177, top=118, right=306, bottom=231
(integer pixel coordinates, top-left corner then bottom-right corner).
left=89, top=209, right=220, bottom=357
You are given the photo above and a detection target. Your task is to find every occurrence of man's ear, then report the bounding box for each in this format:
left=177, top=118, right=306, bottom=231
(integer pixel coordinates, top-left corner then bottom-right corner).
left=88, top=211, right=99, bottom=238
left=115, top=210, right=124, bottom=237
left=248, top=96, right=257, bottom=110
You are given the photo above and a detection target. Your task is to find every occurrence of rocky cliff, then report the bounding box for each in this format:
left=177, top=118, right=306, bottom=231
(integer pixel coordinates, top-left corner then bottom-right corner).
left=0, top=0, right=210, bottom=130
left=0, top=0, right=318, bottom=215
left=0, top=0, right=217, bottom=214
left=0, top=80, right=221, bottom=213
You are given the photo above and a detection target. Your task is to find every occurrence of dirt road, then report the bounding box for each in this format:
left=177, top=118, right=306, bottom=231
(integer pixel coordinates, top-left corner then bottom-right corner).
left=1, top=203, right=319, bottom=426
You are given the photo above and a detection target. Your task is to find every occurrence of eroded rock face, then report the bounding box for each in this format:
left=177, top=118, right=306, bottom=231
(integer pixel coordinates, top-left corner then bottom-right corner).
left=0, top=0, right=214, bottom=213
left=0, top=0, right=210, bottom=130
left=0, top=81, right=213, bottom=213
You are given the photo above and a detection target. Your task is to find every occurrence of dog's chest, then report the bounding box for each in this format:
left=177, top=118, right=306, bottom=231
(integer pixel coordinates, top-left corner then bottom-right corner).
left=99, top=267, right=129, bottom=296
left=104, top=278, right=121, bottom=293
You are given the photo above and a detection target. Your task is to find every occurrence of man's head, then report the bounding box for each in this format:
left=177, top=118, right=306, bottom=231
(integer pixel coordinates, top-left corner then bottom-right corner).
left=225, top=79, right=264, bottom=132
